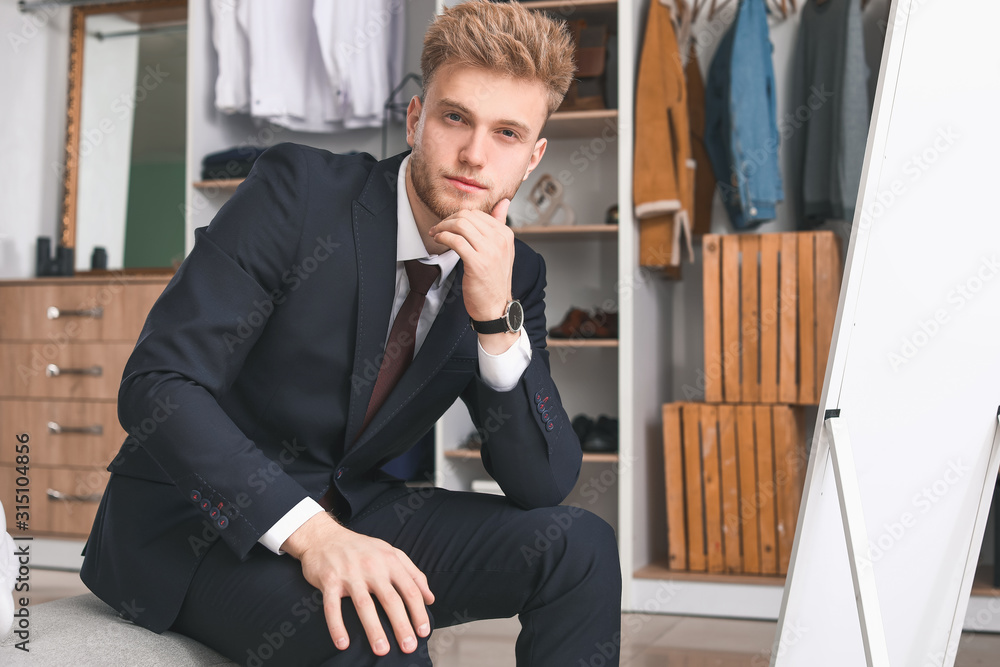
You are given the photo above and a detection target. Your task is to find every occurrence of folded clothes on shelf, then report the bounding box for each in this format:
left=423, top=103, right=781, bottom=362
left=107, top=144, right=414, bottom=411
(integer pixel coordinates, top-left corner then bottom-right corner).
left=200, top=146, right=269, bottom=180
left=549, top=306, right=618, bottom=339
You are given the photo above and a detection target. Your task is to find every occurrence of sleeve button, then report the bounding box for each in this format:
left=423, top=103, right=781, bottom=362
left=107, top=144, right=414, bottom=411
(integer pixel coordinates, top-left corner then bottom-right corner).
left=546, top=421, right=554, bottom=431
left=190, top=490, right=201, bottom=503
left=217, top=515, right=229, bottom=529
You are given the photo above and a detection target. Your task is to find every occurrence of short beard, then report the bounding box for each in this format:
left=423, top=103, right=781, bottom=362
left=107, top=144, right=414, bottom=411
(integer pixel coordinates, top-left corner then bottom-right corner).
left=409, top=144, right=518, bottom=221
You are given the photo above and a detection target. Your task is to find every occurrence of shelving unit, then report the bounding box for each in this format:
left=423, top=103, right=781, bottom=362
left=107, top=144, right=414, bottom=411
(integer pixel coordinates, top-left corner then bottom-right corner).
left=191, top=178, right=243, bottom=191
left=541, top=109, right=618, bottom=139
left=177, top=0, right=1000, bottom=631
left=179, top=0, right=785, bottom=621
left=513, top=224, right=617, bottom=240
left=520, top=0, right=618, bottom=10
left=445, top=449, right=618, bottom=464
left=432, top=0, right=635, bottom=600
left=546, top=338, right=618, bottom=347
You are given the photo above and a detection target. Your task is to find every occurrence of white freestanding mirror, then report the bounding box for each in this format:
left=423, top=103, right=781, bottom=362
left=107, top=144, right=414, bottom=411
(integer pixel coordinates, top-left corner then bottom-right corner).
left=773, top=1, right=1000, bottom=665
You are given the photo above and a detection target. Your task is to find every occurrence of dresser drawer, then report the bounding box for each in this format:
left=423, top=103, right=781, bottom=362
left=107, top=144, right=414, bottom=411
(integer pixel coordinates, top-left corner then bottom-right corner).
left=0, top=280, right=167, bottom=342
left=0, top=342, right=134, bottom=400
left=0, top=400, right=123, bottom=467
left=0, top=464, right=108, bottom=538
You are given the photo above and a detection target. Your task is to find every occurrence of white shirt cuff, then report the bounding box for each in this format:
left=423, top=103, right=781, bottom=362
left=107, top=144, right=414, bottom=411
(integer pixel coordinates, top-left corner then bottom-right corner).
left=258, top=497, right=326, bottom=555
left=477, top=330, right=532, bottom=392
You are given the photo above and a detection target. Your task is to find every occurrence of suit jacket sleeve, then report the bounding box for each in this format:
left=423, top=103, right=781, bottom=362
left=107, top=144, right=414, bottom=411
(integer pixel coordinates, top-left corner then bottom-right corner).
left=460, top=247, right=583, bottom=508
left=115, top=143, right=314, bottom=560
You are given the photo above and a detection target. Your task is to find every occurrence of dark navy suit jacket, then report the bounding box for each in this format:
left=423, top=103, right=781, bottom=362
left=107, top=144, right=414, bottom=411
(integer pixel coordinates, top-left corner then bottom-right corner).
left=80, top=144, right=582, bottom=633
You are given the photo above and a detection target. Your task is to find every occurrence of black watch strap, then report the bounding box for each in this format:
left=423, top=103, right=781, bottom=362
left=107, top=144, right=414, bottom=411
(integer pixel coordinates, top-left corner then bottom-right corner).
left=469, top=317, right=510, bottom=335
left=470, top=300, right=523, bottom=334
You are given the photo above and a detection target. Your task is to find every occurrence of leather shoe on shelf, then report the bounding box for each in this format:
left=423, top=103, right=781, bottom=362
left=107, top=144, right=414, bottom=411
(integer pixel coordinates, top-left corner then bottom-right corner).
left=582, top=415, right=618, bottom=453
left=461, top=430, right=482, bottom=451
left=584, top=309, right=618, bottom=339
left=572, top=414, right=594, bottom=441
left=549, top=307, right=618, bottom=340
left=549, top=307, right=591, bottom=338
left=570, top=414, right=619, bottom=453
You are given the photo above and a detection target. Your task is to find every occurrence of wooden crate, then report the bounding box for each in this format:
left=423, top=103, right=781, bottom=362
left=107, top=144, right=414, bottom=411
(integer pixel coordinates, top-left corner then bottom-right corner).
left=703, top=231, right=842, bottom=405
left=662, top=402, right=806, bottom=575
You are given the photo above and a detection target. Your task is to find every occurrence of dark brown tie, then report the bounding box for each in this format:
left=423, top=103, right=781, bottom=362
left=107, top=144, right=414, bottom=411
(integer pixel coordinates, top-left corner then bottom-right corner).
left=360, top=260, right=441, bottom=435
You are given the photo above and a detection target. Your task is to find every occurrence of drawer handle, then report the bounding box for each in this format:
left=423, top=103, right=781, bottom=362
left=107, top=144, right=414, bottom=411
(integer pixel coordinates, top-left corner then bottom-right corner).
left=47, top=306, right=104, bottom=320
left=46, top=489, right=102, bottom=503
left=45, top=364, right=103, bottom=377
left=47, top=421, right=104, bottom=436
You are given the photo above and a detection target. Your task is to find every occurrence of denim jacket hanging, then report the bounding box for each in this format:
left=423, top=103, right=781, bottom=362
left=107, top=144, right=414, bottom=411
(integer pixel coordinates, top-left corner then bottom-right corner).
left=705, top=0, right=784, bottom=229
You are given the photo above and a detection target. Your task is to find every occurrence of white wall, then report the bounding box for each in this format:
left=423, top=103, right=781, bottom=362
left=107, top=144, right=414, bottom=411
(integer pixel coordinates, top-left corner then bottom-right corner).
left=0, top=4, right=71, bottom=279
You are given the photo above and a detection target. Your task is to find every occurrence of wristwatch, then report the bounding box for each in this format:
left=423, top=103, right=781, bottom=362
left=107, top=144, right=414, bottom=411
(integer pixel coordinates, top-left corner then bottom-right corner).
left=470, top=300, right=524, bottom=334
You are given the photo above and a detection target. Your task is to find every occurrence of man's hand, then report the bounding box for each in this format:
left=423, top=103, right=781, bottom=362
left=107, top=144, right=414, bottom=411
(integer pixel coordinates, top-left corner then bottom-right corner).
left=282, top=512, right=434, bottom=656
left=430, top=199, right=522, bottom=354
left=429, top=199, right=514, bottom=323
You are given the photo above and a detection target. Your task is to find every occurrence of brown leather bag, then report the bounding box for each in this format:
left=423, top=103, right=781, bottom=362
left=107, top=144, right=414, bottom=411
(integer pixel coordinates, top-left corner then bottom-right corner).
left=559, top=20, right=608, bottom=112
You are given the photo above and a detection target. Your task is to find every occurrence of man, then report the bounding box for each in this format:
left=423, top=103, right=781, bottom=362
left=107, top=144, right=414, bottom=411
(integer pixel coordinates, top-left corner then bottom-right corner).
left=82, top=2, right=622, bottom=665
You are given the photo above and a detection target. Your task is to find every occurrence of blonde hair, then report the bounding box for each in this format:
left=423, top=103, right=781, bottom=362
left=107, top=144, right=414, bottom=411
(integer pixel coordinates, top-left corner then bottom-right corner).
left=421, top=0, right=575, bottom=116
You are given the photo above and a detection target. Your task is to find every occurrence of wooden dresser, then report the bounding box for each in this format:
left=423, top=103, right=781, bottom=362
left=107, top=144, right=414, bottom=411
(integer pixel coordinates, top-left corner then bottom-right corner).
left=0, top=274, right=171, bottom=539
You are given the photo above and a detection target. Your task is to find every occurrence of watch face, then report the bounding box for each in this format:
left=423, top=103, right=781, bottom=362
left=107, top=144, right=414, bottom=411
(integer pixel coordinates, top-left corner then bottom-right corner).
left=507, top=300, right=524, bottom=331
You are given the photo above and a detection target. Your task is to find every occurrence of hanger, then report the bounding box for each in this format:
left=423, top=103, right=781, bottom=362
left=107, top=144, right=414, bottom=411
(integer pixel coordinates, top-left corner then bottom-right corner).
left=763, top=0, right=791, bottom=20
left=707, top=0, right=734, bottom=21
left=815, top=0, right=870, bottom=10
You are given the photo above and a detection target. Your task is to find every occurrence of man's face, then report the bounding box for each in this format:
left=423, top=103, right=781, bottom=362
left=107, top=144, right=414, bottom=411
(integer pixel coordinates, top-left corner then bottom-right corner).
left=405, top=64, right=549, bottom=221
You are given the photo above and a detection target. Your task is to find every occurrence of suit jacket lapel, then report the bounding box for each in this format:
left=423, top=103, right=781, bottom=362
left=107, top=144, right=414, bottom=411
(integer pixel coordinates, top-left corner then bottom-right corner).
left=352, top=262, right=475, bottom=451
left=343, top=155, right=405, bottom=452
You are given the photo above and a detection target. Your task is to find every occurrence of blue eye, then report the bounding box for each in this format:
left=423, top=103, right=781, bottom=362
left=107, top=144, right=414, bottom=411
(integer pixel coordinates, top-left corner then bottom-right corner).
left=500, top=129, right=517, bottom=139
left=446, top=113, right=462, bottom=122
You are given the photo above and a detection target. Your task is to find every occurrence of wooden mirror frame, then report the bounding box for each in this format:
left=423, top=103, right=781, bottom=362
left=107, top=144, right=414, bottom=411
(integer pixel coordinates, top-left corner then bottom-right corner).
left=60, top=0, right=187, bottom=251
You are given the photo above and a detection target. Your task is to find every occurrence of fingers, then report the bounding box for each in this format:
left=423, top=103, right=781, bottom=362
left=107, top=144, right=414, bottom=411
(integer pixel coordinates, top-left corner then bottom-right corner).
left=375, top=582, right=420, bottom=653
left=350, top=587, right=393, bottom=656
left=295, top=515, right=436, bottom=657
left=398, top=552, right=435, bottom=607
left=372, top=551, right=432, bottom=652
left=431, top=212, right=490, bottom=253
left=431, top=209, right=513, bottom=261
left=348, top=576, right=428, bottom=655
left=394, top=551, right=433, bottom=635
left=324, top=589, right=351, bottom=652
left=491, top=197, right=511, bottom=223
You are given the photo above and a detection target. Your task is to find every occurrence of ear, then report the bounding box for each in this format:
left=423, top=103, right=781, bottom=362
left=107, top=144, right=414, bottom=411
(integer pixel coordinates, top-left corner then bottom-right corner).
left=405, top=95, right=423, bottom=148
left=522, top=137, right=548, bottom=181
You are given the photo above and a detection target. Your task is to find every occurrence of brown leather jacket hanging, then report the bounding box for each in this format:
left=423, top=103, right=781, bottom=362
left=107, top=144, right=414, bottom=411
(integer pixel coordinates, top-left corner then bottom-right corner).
left=634, top=0, right=693, bottom=271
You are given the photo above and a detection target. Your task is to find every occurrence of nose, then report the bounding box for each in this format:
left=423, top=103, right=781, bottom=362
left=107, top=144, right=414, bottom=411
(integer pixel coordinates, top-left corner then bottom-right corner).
left=459, top=127, right=488, bottom=168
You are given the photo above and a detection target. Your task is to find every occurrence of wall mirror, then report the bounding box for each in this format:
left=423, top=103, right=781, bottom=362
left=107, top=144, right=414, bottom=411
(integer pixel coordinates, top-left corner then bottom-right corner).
left=61, top=0, right=187, bottom=273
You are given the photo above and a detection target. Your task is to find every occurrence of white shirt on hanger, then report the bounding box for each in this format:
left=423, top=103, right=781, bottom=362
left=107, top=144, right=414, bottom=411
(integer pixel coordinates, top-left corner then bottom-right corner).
left=313, top=0, right=406, bottom=129
left=237, top=0, right=339, bottom=131
left=208, top=0, right=250, bottom=114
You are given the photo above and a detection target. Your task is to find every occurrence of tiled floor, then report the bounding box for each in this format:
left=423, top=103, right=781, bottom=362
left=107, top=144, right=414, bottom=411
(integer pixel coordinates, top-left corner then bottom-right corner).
left=26, top=569, right=1000, bottom=665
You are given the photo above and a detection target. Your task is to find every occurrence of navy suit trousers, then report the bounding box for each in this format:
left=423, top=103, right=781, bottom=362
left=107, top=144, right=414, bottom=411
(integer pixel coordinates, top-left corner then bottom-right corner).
left=169, top=486, right=622, bottom=666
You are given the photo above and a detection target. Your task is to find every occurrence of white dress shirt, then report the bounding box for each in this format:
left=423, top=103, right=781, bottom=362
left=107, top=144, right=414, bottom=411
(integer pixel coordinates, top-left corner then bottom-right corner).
left=209, top=0, right=250, bottom=114
left=259, top=155, right=532, bottom=554
left=209, top=1, right=406, bottom=131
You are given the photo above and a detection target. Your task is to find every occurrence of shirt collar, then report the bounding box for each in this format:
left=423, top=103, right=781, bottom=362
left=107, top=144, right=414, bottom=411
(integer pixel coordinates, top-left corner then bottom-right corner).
left=396, top=154, right=461, bottom=289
